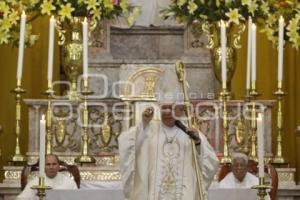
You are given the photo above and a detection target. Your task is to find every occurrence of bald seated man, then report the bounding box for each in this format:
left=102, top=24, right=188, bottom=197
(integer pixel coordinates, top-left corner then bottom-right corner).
left=17, top=154, right=77, bottom=200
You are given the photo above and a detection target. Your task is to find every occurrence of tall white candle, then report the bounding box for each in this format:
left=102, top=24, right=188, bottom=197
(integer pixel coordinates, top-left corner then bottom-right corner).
left=251, top=24, right=256, bottom=82
left=246, top=17, right=252, bottom=90
left=257, top=113, right=264, bottom=177
left=278, top=16, right=284, bottom=82
left=220, top=20, right=227, bottom=89
left=17, top=11, right=26, bottom=81
left=48, top=16, right=55, bottom=82
left=47, top=16, right=55, bottom=83
left=39, top=115, right=46, bottom=177
left=82, top=17, right=88, bottom=82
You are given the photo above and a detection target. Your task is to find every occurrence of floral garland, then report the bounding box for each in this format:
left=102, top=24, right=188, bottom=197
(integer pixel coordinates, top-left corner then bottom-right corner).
left=162, top=0, right=300, bottom=49
left=0, top=0, right=140, bottom=46
left=0, top=1, right=38, bottom=46
left=161, top=0, right=270, bottom=25
left=286, top=9, right=300, bottom=49
left=260, top=0, right=300, bottom=49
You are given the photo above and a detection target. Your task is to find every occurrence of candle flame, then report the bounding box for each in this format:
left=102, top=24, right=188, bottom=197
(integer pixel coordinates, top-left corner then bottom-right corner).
left=41, top=115, right=45, bottom=120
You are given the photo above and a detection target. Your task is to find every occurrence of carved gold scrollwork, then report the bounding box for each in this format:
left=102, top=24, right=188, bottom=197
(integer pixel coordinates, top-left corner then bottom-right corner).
left=100, top=112, right=112, bottom=152
left=121, top=67, right=163, bottom=100
left=141, top=75, right=156, bottom=97
left=234, top=117, right=249, bottom=154
left=89, top=109, right=122, bottom=153
left=54, top=118, right=66, bottom=151
left=52, top=105, right=80, bottom=152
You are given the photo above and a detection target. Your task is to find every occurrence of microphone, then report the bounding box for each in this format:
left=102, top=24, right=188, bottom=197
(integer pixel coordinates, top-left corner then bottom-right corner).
left=174, top=120, right=200, bottom=141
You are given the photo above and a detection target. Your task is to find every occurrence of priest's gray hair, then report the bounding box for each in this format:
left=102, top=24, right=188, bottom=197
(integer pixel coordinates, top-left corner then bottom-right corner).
left=231, top=152, right=248, bottom=164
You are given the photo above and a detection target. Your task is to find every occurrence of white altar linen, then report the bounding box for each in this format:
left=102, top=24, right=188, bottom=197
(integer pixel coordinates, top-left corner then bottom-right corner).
left=46, top=189, right=124, bottom=200
left=208, top=188, right=258, bottom=200
left=44, top=185, right=261, bottom=200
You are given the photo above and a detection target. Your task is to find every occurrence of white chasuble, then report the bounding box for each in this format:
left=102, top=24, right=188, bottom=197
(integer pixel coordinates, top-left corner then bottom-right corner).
left=118, top=121, right=219, bottom=200
left=154, top=125, right=185, bottom=200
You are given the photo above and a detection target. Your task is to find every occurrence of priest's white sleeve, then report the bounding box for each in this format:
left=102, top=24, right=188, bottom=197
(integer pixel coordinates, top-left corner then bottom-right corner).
left=16, top=177, right=38, bottom=200
left=198, top=131, right=220, bottom=190
left=118, top=122, right=149, bottom=199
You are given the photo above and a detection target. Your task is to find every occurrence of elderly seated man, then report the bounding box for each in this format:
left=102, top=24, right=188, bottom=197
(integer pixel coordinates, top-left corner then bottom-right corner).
left=219, top=152, right=258, bottom=188
left=219, top=152, right=270, bottom=200
left=17, top=154, right=78, bottom=200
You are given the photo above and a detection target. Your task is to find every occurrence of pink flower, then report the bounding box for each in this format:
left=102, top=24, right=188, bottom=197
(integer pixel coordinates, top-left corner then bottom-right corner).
left=112, top=0, right=119, bottom=5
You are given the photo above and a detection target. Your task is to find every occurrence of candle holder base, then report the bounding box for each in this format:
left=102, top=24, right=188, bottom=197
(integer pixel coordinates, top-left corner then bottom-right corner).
left=42, top=88, right=54, bottom=96
left=8, top=155, right=27, bottom=166
left=220, top=156, right=232, bottom=164
left=11, top=154, right=27, bottom=162
left=249, top=90, right=260, bottom=98
left=248, top=155, right=258, bottom=162
left=81, top=88, right=93, bottom=96
left=271, top=156, right=287, bottom=165
left=274, top=89, right=286, bottom=96
left=218, top=89, right=231, bottom=100
left=252, top=177, right=272, bottom=200
left=75, top=155, right=96, bottom=164
left=244, top=89, right=252, bottom=102
left=31, top=176, right=52, bottom=200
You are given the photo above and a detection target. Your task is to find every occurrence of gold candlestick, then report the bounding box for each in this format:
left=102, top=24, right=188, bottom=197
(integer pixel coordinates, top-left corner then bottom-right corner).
left=44, top=81, right=54, bottom=155
left=75, top=81, right=95, bottom=164
left=220, top=87, right=231, bottom=164
left=272, top=81, right=287, bottom=164
left=10, top=79, right=27, bottom=163
left=245, top=88, right=252, bottom=102
left=250, top=81, right=259, bottom=97
left=249, top=101, right=257, bottom=161
left=249, top=81, right=260, bottom=161
left=31, top=176, right=51, bottom=200
left=252, top=177, right=272, bottom=200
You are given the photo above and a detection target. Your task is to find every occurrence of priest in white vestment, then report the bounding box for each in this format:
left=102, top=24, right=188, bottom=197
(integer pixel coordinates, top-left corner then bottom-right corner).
left=16, top=154, right=78, bottom=200
left=118, top=68, right=219, bottom=200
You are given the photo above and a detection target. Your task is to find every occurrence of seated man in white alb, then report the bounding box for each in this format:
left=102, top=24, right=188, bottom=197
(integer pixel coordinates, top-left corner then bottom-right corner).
left=219, top=153, right=270, bottom=200
left=17, top=154, right=78, bottom=200
left=219, top=152, right=258, bottom=188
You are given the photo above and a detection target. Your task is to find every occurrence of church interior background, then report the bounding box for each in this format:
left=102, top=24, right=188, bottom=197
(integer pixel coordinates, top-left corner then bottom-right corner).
left=0, top=0, right=300, bottom=199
